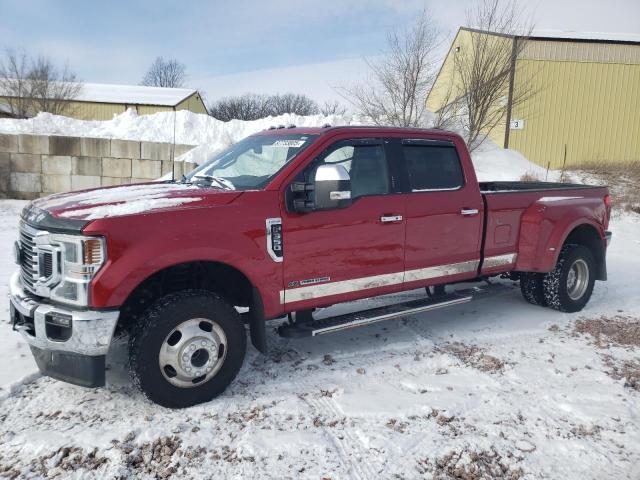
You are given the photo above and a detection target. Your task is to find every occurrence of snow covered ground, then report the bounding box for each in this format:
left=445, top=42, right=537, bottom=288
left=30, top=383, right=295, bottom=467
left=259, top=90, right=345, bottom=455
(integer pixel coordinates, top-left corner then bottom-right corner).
left=1, top=205, right=639, bottom=478
left=0, top=115, right=638, bottom=477
left=0, top=200, right=38, bottom=396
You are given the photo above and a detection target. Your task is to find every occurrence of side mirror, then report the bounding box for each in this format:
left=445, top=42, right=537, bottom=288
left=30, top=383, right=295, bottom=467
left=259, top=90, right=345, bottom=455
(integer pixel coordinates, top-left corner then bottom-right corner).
left=290, top=164, right=352, bottom=213
left=313, top=164, right=352, bottom=210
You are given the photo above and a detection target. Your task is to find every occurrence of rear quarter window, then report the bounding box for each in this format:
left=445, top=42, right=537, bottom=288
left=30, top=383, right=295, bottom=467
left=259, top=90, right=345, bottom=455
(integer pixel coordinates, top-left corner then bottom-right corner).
left=403, top=145, right=464, bottom=191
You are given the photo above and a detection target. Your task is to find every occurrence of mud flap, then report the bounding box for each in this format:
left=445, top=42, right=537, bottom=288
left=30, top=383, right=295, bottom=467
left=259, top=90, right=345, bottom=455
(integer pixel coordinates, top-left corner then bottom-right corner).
left=248, top=287, right=268, bottom=354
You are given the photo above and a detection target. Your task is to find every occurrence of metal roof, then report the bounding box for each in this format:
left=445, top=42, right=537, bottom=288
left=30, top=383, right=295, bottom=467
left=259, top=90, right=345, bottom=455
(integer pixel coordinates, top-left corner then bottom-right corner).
left=0, top=81, right=198, bottom=106
left=75, top=83, right=198, bottom=106
left=528, top=30, right=640, bottom=44
left=461, top=27, right=640, bottom=45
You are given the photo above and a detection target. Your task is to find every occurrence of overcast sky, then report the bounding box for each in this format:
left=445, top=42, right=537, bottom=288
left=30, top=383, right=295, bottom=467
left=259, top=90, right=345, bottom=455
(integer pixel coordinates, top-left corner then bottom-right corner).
left=2, top=0, right=639, bottom=105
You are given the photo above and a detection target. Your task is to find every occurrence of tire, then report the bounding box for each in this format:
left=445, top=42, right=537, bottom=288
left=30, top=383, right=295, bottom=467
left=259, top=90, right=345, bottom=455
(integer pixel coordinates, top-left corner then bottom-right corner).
left=129, top=289, right=246, bottom=408
left=520, top=272, right=547, bottom=306
left=542, top=244, right=595, bottom=313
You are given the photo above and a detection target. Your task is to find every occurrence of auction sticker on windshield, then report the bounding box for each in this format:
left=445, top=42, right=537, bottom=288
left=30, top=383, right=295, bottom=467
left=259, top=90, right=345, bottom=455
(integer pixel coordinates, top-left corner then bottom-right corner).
left=272, top=139, right=306, bottom=147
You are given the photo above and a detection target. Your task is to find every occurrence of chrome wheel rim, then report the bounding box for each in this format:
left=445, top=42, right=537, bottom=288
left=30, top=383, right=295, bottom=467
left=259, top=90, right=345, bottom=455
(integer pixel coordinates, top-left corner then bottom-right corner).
left=566, top=259, right=589, bottom=301
left=158, top=318, right=227, bottom=388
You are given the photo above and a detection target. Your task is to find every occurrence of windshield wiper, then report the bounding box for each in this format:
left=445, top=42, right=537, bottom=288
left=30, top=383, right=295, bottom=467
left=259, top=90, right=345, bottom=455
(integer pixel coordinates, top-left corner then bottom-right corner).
left=192, top=175, right=235, bottom=190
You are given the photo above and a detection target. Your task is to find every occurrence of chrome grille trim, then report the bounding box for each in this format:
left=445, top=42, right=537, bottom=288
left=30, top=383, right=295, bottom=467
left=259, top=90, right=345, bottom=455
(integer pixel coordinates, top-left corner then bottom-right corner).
left=42, top=252, right=53, bottom=277
left=18, top=222, right=40, bottom=295
left=18, top=223, right=58, bottom=295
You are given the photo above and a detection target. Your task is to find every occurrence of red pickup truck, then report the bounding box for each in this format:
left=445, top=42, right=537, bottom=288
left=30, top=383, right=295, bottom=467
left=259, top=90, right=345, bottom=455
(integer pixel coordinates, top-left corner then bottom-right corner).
left=10, top=126, right=612, bottom=408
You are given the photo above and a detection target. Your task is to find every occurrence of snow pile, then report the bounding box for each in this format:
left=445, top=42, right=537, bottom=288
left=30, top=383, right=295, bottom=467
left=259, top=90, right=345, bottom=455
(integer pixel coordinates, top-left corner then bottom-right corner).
left=0, top=108, right=554, bottom=180
left=472, top=140, right=559, bottom=182
left=0, top=109, right=353, bottom=147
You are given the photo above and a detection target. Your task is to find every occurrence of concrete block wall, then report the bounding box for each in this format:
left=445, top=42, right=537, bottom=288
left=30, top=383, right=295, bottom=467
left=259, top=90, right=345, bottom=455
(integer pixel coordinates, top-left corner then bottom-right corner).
left=0, top=133, right=197, bottom=199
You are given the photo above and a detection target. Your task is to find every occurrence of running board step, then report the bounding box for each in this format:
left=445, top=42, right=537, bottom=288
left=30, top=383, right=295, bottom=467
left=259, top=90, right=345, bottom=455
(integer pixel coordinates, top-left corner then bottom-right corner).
left=277, top=292, right=472, bottom=338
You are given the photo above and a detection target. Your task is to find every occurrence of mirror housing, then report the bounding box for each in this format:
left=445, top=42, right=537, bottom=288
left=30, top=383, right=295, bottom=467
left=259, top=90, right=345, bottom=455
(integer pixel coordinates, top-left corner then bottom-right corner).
left=313, top=164, right=352, bottom=210
left=291, top=164, right=352, bottom=213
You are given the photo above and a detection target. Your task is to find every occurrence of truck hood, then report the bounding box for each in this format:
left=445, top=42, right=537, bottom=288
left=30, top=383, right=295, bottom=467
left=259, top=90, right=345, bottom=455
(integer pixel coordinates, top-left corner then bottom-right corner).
left=29, top=182, right=241, bottom=223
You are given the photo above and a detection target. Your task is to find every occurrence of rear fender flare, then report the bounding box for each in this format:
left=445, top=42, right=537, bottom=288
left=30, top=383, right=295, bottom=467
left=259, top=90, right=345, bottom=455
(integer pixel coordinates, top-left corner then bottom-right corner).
left=517, top=203, right=604, bottom=273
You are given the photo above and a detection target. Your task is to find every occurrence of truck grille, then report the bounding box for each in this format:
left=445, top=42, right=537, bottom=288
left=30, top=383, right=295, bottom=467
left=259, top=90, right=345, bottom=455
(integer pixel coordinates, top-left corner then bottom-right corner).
left=18, top=222, right=53, bottom=295
left=19, top=223, right=38, bottom=293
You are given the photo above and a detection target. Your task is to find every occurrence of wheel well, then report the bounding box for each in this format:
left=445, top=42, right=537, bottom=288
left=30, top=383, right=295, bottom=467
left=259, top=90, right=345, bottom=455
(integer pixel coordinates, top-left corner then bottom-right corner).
left=117, top=261, right=253, bottom=333
left=563, top=224, right=606, bottom=280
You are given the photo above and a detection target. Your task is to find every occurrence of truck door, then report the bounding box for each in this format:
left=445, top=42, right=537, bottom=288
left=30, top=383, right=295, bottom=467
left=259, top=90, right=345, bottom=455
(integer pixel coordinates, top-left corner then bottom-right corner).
left=280, top=138, right=406, bottom=311
left=397, top=139, right=483, bottom=289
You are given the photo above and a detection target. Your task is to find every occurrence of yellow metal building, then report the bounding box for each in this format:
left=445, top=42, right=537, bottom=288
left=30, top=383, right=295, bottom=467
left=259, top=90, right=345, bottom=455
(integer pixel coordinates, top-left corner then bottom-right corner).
left=427, top=28, right=640, bottom=168
left=2, top=82, right=207, bottom=121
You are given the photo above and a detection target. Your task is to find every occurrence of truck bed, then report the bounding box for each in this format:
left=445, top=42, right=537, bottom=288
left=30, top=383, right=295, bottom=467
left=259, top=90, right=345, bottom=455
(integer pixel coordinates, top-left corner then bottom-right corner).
left=479, top=181, right=604, bottom=194
left=478, top=180, right=609, bottom=276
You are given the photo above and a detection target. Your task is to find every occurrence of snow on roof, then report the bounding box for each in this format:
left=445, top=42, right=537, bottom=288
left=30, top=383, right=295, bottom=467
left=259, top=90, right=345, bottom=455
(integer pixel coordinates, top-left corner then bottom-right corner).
left=463, top=26, right=640, bottom=44
left=75, top=82, right=198, bottom=106
left=528, top=30, right=640, bottom=44
left=0, top=80, right=198, bottom=106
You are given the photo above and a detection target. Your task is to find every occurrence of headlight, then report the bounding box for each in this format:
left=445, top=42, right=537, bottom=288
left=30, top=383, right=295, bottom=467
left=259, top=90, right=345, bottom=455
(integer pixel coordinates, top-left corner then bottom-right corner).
left=34, top=233, right=107, bottom=306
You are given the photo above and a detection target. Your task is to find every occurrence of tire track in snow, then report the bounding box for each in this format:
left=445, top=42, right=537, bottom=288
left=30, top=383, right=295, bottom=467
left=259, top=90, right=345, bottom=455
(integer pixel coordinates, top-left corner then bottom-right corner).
left=305, top=394, right=378, bottom=480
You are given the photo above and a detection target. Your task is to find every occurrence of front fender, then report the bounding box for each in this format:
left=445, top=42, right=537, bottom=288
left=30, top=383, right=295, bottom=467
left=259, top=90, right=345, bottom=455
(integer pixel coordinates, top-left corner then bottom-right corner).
left=83, top=195, right=284, bottom=317
left=93, top=240, right=272, bottom=308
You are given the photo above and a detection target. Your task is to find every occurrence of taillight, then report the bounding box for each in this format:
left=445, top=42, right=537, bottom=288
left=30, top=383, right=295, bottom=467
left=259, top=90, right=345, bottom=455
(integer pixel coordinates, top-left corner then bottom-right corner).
left=603, top=194, right=612, bottom=225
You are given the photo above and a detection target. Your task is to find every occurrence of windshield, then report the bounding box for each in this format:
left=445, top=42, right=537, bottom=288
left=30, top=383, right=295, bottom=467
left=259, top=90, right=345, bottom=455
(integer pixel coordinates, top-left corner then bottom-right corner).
left=184, top=133, right=318, bottom=190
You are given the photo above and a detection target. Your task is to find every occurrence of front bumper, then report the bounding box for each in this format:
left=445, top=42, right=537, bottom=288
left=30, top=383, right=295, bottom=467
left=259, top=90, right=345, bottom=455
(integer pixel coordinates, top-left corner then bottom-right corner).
left=8, top=270, right=119, bottom=387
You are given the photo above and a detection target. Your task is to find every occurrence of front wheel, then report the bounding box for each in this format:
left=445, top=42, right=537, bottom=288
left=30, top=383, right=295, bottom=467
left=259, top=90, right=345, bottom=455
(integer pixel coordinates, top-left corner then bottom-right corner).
left=542, top=244, right=595, bottom=313
left=129, top=290, right=246, bottom=408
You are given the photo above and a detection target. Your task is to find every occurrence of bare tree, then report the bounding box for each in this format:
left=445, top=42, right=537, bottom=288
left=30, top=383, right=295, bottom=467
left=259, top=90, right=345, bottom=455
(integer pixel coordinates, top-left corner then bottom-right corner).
left=0, top=49, right=31, bottom=117
left=269, top=93, right=319, bottom=116
left=339, top=10, right=441, bottom=127
left=209, top=93, right=272, bottom=121
left=141, top=57, right=187, bottom=88
left=0, top=49, right=82, bottom=117
left=209, top=93, right=319, bottom=121
left=439, top=0, right=535, bottom=149
left=320, top=100, right=347, bottom=116
left=430, top=85, right=459, bottom=130
left=28, top=55, right=82, bottom=116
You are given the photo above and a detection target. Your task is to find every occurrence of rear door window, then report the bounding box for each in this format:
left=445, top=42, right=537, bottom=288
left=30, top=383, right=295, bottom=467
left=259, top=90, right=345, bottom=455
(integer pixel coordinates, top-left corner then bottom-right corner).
left=402, top=144, right=464, bottom=191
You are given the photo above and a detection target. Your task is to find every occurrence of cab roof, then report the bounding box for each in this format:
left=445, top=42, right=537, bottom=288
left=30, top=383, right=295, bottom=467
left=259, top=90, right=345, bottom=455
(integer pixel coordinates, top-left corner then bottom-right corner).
left=253, top=125, right=459, bottom=138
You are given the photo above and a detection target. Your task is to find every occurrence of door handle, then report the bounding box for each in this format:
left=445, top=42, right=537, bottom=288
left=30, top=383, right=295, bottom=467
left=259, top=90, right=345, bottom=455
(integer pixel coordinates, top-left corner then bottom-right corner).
left=380, top=215, right=403, bottom=223
left=460, top=208, right=479, bottom=216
